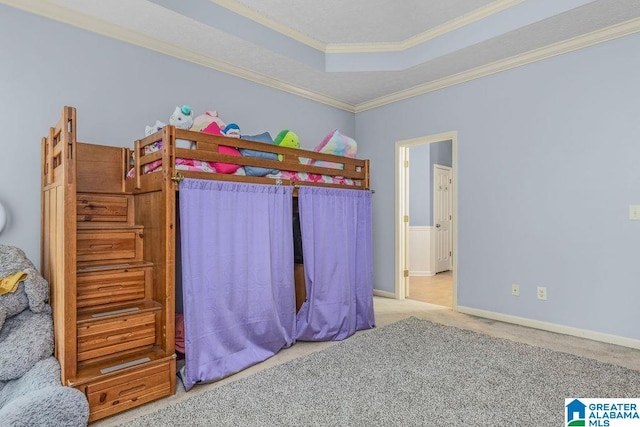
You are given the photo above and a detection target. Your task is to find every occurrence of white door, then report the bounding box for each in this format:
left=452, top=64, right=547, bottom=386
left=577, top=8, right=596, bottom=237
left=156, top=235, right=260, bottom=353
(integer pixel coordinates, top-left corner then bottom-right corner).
left=434, top=165, right=452, bottom=273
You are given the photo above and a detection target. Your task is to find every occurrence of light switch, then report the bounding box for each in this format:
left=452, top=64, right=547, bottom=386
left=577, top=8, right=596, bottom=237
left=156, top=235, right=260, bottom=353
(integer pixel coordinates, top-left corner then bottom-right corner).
left=629, top=205, right=640, bottom=220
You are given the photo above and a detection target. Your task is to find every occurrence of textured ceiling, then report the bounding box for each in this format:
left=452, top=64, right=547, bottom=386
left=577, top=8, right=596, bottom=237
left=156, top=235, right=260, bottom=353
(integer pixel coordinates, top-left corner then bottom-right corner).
left=223, top=0, right=497, bottom=44
left=4, top=0, right=640, bottom=111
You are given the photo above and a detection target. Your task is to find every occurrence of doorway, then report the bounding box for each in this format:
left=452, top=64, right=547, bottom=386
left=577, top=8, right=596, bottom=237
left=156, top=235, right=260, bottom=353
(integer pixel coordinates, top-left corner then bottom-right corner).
left=395, top=132, right=457, bottom=308
left=408, top=271, right=453, bottom=307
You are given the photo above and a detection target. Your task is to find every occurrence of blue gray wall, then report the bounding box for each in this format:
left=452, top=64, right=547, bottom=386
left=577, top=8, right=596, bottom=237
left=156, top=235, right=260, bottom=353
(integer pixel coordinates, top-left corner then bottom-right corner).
left=428, top=140, right=452, bottom=225
left=2, top=4, right=640, bottom=342
left=0, top=5, right=354, bottom=263
left=408, top=144, right=430, bottom=226
left=356, top=32, right=640, bottom=341
left=409, top=140, right=452, bottom=227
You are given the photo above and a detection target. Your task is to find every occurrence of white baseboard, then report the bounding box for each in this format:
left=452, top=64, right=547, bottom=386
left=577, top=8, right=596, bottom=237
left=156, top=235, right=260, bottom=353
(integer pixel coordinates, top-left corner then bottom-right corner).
left=410, top=271, right=436, bottom=277
left=373, top=289, right=396, bottom=299
left=457, top=306, right=640, bottom=350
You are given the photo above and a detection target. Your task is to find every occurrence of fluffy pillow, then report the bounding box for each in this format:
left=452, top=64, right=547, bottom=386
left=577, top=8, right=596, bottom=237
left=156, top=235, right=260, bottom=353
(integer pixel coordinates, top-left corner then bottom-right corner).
left=0, top=309, right=53, bottom=381
left=240, top=132, right=280, bottom=177
left=0, top=283, right=28, bottom=330
left=198, top=118, right=242, bottom=173
left=213, top=145, right=242, bottom=174
left=0, top=357, right=61, bottom=407
left=312, top=130, right=357, bottom=169
left=0, top=246, right=49, bottom=330
left=202, top=121, right=223, bottom=136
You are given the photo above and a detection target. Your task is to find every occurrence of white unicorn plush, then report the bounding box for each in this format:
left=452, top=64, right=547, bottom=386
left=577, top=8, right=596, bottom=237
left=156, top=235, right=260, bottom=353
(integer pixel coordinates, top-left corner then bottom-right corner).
left=169, top=105, right=194, bottom=149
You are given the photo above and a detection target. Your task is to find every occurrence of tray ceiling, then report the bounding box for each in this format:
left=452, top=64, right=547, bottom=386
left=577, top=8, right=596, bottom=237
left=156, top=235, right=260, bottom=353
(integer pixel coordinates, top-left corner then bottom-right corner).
left=4, top=0, right=640, bottom=111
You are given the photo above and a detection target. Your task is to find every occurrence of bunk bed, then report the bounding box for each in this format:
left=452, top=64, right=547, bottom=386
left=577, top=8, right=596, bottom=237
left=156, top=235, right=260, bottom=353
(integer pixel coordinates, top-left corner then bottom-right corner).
left=126, top=125, right=370, bottom=192
left=41, top=106, right=374, bottom=420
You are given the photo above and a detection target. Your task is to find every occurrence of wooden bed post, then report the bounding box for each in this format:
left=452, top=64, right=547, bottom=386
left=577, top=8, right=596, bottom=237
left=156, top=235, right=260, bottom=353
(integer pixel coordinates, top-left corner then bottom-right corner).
left=134, top=138, right=142, bottom=190
left=162, top=125, right=176, bottom=355
left=363, top=159, right=370, bottom=190
left=41, top=106, right=78, bottom=383
left=40, top=135, right=48, bottom=280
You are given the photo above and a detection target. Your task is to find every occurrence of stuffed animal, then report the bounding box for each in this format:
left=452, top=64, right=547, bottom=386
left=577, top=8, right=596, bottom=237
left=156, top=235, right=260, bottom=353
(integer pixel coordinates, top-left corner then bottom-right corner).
left=311, top=129, right=357, bottom=169
left=274, top=130, right=300, bottom=161
left=192, top=111, right=226, bottom=134
left=194, top=112, right=240, bottom=173
left=0, top=246, right=49, bottom=332
left=223, top=123, right=241, bottom=138
left=202, top=121, right=223, bottom=135
left=169, top=105, right=194, bottom=149
left=145, top=120, right=166, bottom=137
left=239, top=132, right=280, bottom=177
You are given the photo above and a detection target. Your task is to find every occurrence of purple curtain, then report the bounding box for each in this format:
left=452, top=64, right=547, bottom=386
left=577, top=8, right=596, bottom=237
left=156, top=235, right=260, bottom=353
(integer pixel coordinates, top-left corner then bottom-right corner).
left=179, top=179, right=295, bottom=390
left=296, top=187, right=375, bottom=341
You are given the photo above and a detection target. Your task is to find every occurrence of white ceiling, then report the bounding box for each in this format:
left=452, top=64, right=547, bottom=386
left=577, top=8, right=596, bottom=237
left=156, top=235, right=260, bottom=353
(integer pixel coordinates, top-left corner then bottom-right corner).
left=5, top=0, right=640, bottom=112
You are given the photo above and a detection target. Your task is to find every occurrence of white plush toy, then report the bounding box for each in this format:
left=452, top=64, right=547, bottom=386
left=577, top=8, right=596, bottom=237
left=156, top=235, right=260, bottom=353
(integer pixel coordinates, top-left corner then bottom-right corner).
left=145, top=120, right=166, bottom=137
left=169, top=105, right=194, bottom=149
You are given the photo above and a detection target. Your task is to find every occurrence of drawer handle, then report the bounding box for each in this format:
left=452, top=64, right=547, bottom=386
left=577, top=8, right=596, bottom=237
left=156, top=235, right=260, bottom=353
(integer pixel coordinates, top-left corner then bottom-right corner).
left=119, top=384, right=146, bottom=397
left=99, top=392, right=107, bottom=403
left=107, top=332, right=133, bottom=341
left=90, top=244, right=114, bottom=250
left=97, top=285, right=124, bottom=292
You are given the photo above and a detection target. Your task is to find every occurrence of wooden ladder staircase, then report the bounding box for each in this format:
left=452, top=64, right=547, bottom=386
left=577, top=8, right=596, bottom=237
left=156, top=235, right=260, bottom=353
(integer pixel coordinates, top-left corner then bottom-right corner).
left=73, top=192, right=175, bottom=422
left=41, top=107, right=175, bottom=423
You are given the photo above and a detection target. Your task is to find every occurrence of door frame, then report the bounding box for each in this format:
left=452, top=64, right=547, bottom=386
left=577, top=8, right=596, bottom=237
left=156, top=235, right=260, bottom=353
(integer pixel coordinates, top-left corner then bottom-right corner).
left=395, top=131, right=458, bottom=309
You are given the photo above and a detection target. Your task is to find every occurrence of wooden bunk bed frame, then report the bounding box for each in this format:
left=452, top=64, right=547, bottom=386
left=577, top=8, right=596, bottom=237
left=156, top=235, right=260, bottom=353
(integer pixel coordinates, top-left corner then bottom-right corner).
left=41, top=106, right=370, bottom=422
left=126, top=125, right=370, bottom=193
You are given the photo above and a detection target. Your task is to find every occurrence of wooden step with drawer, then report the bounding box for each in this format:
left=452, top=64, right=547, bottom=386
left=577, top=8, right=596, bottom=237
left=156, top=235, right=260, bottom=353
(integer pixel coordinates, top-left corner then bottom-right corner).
left=77, top=224, right=144, bottom=265
left=72, top=347, right=176, bottom=423
left=77, top=262, right=153, bottom=308
left=77, top=193, right=134, bottom=224
left=77, top=301, right=162, bottom=362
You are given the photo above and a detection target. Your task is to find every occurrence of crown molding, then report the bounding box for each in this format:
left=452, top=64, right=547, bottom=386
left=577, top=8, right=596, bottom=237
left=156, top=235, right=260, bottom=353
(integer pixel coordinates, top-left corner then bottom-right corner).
left=210, top=0, right=327, bottom=52
left=355, top=16, right=640, bottom=112
left=1, top=0, right=356, bottom=112
left=326, top=0, right=524, bottom=54
left=213, top=0, right=523, bottom=54
left=3, top=0, right=639, bottom=114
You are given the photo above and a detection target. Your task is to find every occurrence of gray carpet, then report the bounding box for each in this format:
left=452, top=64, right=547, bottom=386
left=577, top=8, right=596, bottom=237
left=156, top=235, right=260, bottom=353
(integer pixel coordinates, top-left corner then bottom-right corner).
left=124, top=317, right=640, bottom=426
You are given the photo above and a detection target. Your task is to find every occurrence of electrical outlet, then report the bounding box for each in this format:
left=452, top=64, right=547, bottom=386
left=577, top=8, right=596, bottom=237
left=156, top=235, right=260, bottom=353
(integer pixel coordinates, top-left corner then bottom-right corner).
left=511, top=284, right=520, bottom=296
left=537, top=286, right=547, bottom=300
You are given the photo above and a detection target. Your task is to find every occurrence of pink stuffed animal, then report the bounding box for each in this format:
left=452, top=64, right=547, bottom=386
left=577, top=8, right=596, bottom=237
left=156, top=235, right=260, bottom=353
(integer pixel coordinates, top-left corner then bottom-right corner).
left=192, top=111, right=226, bottom=134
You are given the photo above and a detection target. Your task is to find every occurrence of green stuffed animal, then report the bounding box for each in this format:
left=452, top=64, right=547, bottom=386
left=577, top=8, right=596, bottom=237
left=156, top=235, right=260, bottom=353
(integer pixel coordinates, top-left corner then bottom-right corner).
left=274, top=130, right=300, bottom=161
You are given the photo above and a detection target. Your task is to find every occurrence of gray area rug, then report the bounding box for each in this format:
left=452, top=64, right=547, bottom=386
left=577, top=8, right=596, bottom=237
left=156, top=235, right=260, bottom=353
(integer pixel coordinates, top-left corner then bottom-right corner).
left=125, top=317, right=640, bottom=426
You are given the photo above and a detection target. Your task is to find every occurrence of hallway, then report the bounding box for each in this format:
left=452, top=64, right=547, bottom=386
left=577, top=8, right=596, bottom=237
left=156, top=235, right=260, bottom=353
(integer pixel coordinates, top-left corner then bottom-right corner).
left=407, top=271, right=452, bottom=308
